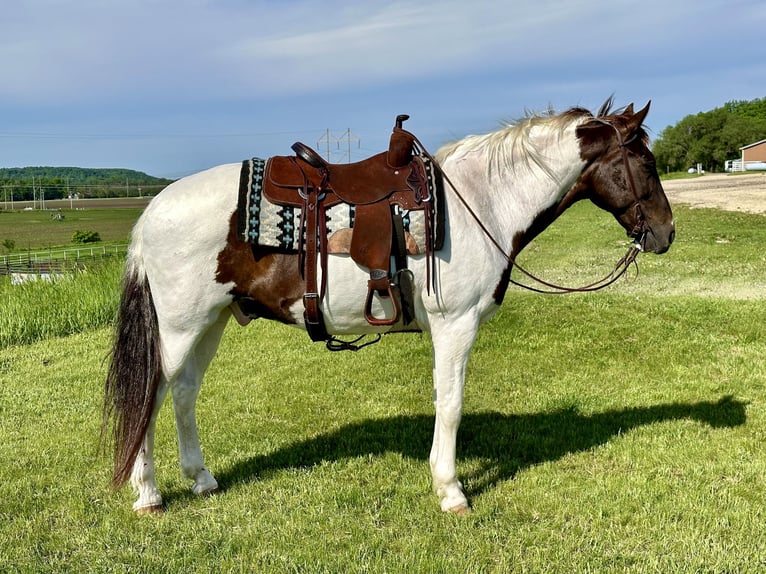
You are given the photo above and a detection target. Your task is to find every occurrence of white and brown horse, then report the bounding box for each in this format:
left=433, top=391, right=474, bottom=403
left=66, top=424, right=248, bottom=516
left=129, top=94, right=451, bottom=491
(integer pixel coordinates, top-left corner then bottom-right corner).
left=103, top=100, right=674, bottom=514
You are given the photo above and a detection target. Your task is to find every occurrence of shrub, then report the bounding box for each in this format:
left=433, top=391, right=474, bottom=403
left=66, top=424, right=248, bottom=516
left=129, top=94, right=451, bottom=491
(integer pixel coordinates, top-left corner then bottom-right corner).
left=72, top=230, right=101, bottom=244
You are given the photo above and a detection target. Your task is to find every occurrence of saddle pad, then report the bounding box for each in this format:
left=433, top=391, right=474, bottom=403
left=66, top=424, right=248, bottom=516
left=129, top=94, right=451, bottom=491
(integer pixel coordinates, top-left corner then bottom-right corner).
left=236, top=156, right=444, bottom=252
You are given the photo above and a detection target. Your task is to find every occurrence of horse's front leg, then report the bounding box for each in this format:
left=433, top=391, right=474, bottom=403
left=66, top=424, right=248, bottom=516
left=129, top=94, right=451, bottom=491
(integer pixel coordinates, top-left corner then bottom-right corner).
left=429, top=314, right=479, bottom=514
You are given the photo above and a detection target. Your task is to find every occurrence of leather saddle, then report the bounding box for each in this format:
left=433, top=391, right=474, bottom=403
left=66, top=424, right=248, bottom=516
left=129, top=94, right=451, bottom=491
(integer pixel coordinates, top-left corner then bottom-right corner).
left=262, top=114, right=435, bottom=342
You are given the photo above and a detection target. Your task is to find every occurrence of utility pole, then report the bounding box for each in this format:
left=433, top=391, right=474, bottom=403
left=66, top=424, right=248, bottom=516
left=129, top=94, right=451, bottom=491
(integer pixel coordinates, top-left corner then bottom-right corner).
left=317, top=129, right=332, bottom=161
left=317, top=128, right=360, bottom=163
left=339, top=128, right=360, bottom=163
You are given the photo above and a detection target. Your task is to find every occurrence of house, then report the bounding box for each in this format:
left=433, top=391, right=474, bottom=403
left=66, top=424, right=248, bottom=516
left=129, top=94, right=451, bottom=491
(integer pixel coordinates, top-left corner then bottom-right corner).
left=726, top=138, right=766, bottom=171
left=739, top=140, right=766, bottom=171
left=742, top=138, right=766, bottom=162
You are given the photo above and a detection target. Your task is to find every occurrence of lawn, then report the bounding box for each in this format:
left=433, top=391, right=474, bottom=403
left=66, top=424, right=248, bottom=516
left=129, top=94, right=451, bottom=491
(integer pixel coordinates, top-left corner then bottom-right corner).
left=1, top=201, right=765, bottom=572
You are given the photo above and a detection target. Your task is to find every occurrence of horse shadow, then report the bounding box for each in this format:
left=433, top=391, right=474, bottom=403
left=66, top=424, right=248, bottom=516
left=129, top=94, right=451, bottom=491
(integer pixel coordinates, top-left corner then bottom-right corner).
left=215, top=396, right=746, bottom=499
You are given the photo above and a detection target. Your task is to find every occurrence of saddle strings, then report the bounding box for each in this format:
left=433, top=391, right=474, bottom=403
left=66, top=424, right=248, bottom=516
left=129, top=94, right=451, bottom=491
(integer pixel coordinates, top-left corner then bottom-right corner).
left=408, top=126, right=643, bottom=296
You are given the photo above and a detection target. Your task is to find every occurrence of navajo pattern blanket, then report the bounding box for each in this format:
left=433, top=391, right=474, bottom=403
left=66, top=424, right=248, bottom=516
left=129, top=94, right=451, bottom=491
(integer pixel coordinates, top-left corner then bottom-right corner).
left=236, top=156, right=444, bottom=252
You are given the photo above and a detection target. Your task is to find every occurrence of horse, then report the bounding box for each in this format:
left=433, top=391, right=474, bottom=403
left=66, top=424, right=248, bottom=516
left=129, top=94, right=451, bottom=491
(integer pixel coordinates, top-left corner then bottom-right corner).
left=102, top=99, right=675, bottom=514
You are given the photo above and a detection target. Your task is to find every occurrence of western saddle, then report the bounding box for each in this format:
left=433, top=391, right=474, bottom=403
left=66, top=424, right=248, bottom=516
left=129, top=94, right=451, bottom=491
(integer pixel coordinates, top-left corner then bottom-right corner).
left=262, top=115, right=436, bottom=343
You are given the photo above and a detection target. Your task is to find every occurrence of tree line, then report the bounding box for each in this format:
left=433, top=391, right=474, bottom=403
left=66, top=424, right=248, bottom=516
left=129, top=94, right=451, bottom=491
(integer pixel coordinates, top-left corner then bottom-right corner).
left=0, top=167, right=174, bottom=201
left=651, top=97, right=766, bottom=173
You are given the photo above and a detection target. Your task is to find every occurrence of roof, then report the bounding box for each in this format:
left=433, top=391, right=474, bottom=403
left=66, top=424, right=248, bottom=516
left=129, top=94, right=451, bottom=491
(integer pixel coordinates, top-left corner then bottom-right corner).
left=741, top=138, right=766, bottom=150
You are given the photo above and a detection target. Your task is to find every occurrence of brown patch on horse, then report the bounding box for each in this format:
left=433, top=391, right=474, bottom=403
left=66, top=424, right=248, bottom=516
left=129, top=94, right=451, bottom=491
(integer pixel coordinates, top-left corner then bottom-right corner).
left=216, top=211, right=304, bottom=324
left=492, top=176, right=589, bottom=304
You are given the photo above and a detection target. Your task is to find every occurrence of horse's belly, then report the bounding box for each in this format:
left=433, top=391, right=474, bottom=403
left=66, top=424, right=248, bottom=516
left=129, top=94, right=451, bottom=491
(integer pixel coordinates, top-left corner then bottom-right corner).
left=314, top=254, right=424, bottom=335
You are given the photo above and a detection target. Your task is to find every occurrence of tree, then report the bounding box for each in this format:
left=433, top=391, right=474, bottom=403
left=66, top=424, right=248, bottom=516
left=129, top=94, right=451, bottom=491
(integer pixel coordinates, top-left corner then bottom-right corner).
left=652, top=97, right=766, bottom=172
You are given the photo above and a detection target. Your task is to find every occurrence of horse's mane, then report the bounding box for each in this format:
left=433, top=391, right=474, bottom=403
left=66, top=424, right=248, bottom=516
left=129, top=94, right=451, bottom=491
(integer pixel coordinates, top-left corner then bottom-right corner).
left=436, top=97, right=623, bottom=180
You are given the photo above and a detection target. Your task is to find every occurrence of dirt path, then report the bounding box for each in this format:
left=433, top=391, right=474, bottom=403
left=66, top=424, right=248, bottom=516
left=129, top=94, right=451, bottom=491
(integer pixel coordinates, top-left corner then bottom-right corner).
left=661, top=172, right=766, bottom=215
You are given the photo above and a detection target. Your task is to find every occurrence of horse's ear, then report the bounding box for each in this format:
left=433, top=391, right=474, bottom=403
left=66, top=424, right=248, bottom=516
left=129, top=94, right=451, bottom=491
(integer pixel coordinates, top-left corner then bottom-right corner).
left=627, top=101, right=651, bottom=132
left=624, top=103, right=634, bottom=115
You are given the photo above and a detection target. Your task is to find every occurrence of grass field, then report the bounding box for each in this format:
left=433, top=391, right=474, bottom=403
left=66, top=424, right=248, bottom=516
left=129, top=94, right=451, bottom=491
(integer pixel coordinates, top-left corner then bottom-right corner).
left=0, top=203, right=146, bottom=250
left=1, top=200, right=766, bottom=572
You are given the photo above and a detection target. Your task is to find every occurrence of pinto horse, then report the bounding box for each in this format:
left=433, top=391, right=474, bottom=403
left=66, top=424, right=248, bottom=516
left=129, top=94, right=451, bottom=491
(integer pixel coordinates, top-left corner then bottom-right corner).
left=103, top=100, right=674, bottom=514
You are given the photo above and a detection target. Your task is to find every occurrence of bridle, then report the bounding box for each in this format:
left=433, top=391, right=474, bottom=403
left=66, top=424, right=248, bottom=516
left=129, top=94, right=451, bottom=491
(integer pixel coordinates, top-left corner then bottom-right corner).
left=613, top=124, right=649, bottom=248
left=418, top=120, right=649, bottom=295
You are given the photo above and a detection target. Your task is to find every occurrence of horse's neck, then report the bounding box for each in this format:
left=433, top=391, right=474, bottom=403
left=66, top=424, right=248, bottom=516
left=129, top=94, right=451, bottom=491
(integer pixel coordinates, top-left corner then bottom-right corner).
left=444, top=123, right=585, bottom=255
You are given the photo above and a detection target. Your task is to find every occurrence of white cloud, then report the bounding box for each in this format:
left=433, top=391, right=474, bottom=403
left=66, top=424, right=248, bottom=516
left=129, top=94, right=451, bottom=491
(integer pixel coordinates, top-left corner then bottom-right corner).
left=0, top=0, right=763, bottom=150
left=1, top=0, right=710, bottom=103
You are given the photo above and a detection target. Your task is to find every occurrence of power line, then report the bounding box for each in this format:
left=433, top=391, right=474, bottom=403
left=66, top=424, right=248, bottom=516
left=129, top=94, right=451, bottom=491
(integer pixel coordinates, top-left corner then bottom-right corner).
left=0, top=128, right=344, bottom=140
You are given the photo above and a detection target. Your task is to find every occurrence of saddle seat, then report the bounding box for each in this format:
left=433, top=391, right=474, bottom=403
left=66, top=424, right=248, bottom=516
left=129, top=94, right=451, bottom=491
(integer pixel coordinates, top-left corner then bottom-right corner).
left=261, top=115, right=435, bottom=342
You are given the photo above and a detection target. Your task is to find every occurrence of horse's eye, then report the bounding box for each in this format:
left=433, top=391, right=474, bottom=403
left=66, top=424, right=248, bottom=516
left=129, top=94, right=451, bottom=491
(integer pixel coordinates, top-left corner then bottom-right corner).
left=643, top=161, right=657, bottom=174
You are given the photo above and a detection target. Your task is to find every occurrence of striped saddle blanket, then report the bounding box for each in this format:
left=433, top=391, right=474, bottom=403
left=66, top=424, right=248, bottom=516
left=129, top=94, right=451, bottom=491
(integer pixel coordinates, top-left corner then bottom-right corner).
left=236, top=156, right=443, bottom=253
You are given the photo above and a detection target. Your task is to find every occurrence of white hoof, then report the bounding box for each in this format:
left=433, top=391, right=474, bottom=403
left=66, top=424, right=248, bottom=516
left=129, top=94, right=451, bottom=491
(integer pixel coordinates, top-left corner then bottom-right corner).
left=437, top=481, right=470, bottom=514
left=133, top=502, right=164, bottom=515
left=445, top=502, right=472, bottom=515
left=192, top=468, right=219, bottom=496
left=132, top=482, right=163, bottom=514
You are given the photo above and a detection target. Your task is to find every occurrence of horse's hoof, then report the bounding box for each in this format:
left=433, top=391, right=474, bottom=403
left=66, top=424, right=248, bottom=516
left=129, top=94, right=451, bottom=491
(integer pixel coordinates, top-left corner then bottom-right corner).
left=446, top=503, right=472, bottom=516
left=134, top=503, right=164, bottom=515
left=191, top=469, right=219, bottom=497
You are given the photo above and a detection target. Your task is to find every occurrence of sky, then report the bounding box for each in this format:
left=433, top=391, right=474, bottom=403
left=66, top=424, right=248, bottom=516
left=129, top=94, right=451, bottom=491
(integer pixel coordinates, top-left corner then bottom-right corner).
left=1, top=0, right=764, bottom=179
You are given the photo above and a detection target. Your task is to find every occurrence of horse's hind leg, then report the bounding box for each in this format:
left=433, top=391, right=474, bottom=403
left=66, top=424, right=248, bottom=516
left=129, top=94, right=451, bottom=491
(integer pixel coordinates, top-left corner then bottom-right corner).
left=127, top=303, right=230, bottom=512
left=130, top=379, right=169, bottom=513
left=170, top=310, right=231, bottom=497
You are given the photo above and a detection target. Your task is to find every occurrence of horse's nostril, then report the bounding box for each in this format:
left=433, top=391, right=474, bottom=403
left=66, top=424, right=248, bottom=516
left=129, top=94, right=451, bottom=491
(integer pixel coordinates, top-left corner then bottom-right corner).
left=669, top=229, right=676, bottom=244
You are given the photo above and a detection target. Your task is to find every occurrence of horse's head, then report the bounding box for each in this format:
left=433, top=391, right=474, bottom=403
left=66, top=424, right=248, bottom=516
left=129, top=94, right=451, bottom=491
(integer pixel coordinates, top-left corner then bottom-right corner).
left=574, top=101, right=675, bottom=254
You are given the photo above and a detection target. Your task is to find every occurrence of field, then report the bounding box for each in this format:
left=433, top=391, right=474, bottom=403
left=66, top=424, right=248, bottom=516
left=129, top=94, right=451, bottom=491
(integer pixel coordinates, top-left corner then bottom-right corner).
left=1, top=180, right=766, bottom=572
left=0, top=198, right=149, bottom=249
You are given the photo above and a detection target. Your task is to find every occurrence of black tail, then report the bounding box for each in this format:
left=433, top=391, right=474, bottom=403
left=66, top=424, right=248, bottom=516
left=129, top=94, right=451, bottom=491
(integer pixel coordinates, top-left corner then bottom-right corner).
left=102, top=261, right=162, bottom=487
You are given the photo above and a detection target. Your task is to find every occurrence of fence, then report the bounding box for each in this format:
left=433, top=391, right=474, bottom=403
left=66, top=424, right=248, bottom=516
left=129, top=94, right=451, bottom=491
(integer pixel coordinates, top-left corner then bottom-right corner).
left=0, top=243, right=128, bottom=276
left=725, top=159, right=766, bottom=172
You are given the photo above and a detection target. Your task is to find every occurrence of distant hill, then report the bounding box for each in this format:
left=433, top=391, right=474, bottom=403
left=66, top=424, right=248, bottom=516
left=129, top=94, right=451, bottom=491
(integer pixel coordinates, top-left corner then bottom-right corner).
left=0, top=167, right=174, bottom=201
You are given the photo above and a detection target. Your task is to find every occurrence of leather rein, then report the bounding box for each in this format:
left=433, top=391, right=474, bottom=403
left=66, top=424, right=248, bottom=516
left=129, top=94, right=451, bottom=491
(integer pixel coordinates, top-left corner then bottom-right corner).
left=414, top=122, right=647, bottom=295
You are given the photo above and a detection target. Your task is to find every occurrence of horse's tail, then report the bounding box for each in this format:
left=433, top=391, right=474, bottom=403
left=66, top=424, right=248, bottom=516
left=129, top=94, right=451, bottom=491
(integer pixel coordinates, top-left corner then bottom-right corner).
left=102, top=237, right=162, bottom=488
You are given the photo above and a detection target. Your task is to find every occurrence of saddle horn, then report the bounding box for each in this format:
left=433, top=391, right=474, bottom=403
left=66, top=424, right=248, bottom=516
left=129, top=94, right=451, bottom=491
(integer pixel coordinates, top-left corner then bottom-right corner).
left=389, top=115, right=414, bottom=167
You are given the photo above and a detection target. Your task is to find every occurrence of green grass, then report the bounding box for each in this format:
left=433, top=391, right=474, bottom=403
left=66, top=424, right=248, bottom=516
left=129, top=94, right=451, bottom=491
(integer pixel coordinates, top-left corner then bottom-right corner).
left=660, top=171, right=706, bottom=180
left=0, top=207, right=141, bottom=250
left=0, top=259, right=122, bottom=348
left=1, top=202, right=766, bottom=572
left=516, top=202, right=766, bottom=300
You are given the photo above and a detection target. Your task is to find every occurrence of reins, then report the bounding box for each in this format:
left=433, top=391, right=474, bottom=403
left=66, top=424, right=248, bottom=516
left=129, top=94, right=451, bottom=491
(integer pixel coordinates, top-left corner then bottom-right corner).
left=411, top=121, right=646, bottom=296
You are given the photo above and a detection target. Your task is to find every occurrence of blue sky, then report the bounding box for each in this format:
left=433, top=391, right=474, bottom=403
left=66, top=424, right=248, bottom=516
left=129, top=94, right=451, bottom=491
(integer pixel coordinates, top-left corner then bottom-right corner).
left=1, top=0, right=764, bottom=178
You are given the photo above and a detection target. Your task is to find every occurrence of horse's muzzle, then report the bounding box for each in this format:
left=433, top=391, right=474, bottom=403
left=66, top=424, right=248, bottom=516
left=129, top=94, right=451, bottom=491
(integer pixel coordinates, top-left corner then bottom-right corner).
left=641, top=221, right=675, bottom=254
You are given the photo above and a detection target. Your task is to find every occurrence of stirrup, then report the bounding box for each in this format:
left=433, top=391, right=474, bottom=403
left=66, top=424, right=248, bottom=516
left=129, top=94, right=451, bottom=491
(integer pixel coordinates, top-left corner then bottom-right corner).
left=363, top=282, right=401, bottom=326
